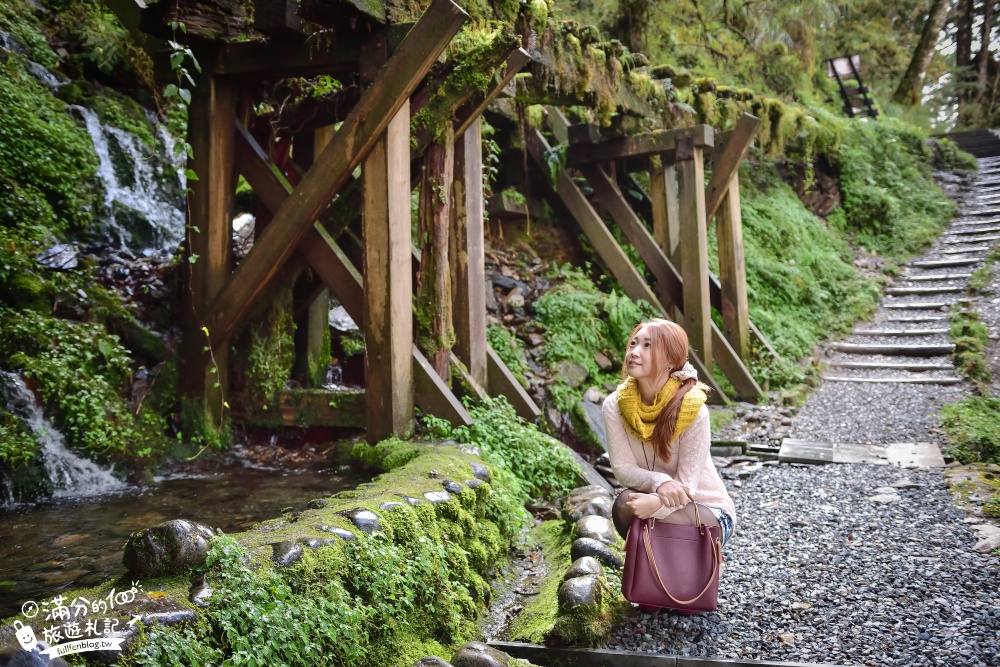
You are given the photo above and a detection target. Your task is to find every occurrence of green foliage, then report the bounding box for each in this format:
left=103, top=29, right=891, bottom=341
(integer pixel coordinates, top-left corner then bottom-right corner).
left=486, top=324, right=530, bottom=389
left=444, top=396, right=582, bottom=502
left=949, top=307, right=992, bottom=387
left=942, top=396, right=1000, bottom=464
left=969, top=264, right=995, bottom=293
left=834, top=119, right=956, bottom=257
left=0, top=309, right=164, bottom=459
left=244, top=304, right=295, bottom=407
left=349, top=437, right=426, bottom=472
left=339, top=330, right=365, bottom=358
left=534, top=264, right=657, bottom=410
left=0, top=409, right=40, bottom=468
left=929, top=138, right=978, bottom=172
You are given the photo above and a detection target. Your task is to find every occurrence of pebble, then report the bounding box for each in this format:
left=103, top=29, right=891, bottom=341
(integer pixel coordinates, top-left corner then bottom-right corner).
left=605, top=464, right=1000, bottom=666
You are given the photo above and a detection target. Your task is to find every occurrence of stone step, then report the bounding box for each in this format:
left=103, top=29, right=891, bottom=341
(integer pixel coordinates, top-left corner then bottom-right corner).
left=903, top=273, right=972, bottom=281
left=940, top=246, right=988, bottom=254
left=943, top=235, right=1000, bottom=244
left=852, top=328, right=949, bottom=336
left=777, top=440, right=946, bottom=467
left=885, top=286, right=963, bottom=295
left=883, top=301, right=951, bottom=309
left=828, top=342, right=955, bottom=356
left=881, top=315, right=947, bottom=323
left=945, top=225, right=1000, bottom=236
left=820, top=375, right=963, bottom=385
left=826, top=360, right=954, bottom=371
left=911, top=258, right=980, bottom=268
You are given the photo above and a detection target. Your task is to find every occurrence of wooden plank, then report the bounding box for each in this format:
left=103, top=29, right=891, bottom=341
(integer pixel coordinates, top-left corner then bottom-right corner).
left=648, top=156, right=679, bottom=264
left=487, top=347, right=542, bottom=421
left=565, top=125, right=714, bottom=167
left=714, top=173, right=750, bottom=359
left=528, top=131, right=726, bottom=401
left=451, top=118, right=488, bottom=387
left=677, top=146, right=712, bottom=367
left=581, top=165, right=761, bottom=400
left=363, top=103, right=414, bottom=441
left=452, top=48, right=531, bottom=139
left=180, top=76, right=236, bottom=428
left=450, top=351, right=489, bottom=402
left=234, top=121, right=470, bottom=428
left=704, top=114, right=759, bottom=222
left=201, top=0, right=467, bottom=351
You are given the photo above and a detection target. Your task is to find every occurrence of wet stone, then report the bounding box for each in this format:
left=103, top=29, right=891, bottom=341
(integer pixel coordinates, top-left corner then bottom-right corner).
left=469, top=462, right=491, bottom=483
left=411, top=658, right=454, bottom=667
left=300, top=537, right=336, bottom=550
left=563, top=495, right=613, bottom=522
left=442, top=479, right=465, bottom=494
left=572, top=537, right=623, bottom=568
left=380, top=501, right=405, bottom=512
left=37, top=243, right=78, bottom=270
left=123, top=519, right=215, bottom=577
left=307, top=498, right=329, bottom=509
left=451, top=641, right=512, bottom=667
left=271, top=541, right=303, bottom=567
left=556, top=361, right=589, bottom=388
left=575, top=515, right=617, bottom=544
left=559, top=574, right=602, bottom=609
left=424, top=490, right=452, bottom=503
left=563, top=556, right=604, bottom=581
left=464, top=478, right=484, bottom=489
left=340, top=508, right=380, bottom=533
left=189, top=574, right=212, bottom=608
left=142, top=607, right=198, bottom=626
left=399, top=495, right=423, bottom=505
left=317, top=525, right=357, bottom=541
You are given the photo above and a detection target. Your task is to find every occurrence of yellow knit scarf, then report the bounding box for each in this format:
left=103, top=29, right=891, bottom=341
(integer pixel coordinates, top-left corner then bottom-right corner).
left=616, top=376, right=707, bottom=443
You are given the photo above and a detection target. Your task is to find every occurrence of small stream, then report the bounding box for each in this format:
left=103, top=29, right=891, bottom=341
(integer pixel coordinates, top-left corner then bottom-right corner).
left=0, top=464, right=367, bottom=619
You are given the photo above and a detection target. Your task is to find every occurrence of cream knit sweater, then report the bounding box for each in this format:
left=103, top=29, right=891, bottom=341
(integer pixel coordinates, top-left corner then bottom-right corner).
left=602, top=390, right=737, bottom=525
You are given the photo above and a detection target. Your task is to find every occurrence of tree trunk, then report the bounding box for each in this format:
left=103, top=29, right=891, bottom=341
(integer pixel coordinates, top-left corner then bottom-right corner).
left=977, top=0, right=995, bottom=97
left=892, top=0, right=953, bottom=106
left=415, top=129, right=456, bottom=379
left=957, top=0, right=973, bottom=69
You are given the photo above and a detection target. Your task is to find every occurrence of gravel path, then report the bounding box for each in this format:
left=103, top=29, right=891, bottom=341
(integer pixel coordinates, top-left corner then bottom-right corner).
left=605, top=463, right=1000, bottom=666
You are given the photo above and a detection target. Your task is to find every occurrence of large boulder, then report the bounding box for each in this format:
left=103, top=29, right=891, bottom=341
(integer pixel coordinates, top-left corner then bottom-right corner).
left=122, top=519, right=215, bottom=577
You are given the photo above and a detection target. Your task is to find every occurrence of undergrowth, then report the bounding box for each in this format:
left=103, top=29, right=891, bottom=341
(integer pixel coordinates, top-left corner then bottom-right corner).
left=486, top=324, right=531, bottom=389
left=949, top=306, right=992, bottom=388
left=942, top=396, right=1000, bottom=465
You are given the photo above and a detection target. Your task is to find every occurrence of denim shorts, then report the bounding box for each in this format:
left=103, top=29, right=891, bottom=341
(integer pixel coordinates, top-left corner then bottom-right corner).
left=706, top=506, right=734, bottom=547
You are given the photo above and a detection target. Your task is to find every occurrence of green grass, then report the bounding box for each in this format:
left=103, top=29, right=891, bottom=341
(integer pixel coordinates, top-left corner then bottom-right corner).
left=942, top=396, right=1000, bottom=464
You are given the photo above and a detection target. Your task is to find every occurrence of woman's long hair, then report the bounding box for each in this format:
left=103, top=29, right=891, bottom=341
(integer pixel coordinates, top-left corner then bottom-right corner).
left=620, top=319, right=697, bottom=463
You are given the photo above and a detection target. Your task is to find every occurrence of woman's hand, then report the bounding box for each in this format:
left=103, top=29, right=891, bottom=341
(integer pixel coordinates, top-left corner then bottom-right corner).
left=655, top=479, right=690, bottom=509
left=624, top=492, right=664, bottom=520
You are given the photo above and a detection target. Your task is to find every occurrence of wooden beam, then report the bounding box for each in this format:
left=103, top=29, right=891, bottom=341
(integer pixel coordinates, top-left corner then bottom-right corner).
left=565, top=125, right=714, bottom=167
left=180, top=76, right=236, bottom=430
left=648, top=155, right=679, bottom=264
left=526, top=129, right=727, bottom=401
left=714, top=173, right=750, bottom=360
left=451, top=118, right=488, bottom=387
left=201, top=0, right=467, bottom=351
left=677, top=145, right=712, bottom=368
left=487, top=347, right=542, bottom=421
left=581, top=165, right=761, bottom=400
left=453, top=48, right=531, bottom=139
left=704, top=113, right=760, bottom=223
left=363, top=103, right=415, bottom=441
left=234, top=125, right=470, bottom=427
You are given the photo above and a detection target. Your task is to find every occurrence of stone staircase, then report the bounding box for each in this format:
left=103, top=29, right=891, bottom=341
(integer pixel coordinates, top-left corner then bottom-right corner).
left=819, top=156, right=1000, bottom=387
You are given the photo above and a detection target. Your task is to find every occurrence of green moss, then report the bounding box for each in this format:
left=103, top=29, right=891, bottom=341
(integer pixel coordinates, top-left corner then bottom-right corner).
left=942, top=397, right=1000, bottom=464
left=949, top=307, right=992, bottom=387
left=507, top=520, right=572, bottom=643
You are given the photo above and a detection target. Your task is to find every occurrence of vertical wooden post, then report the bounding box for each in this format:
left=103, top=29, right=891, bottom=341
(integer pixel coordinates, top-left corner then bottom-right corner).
left=416, top=126, right=456, bottom=379
left=713, top=144, right=750, bottom=360
left=451, top=118, right=488, bottom=387
left=181, top=75, right=236, bottom=437
left=649, top=155, right=680, bottom=267
left=363, top=102, right=414, bottom=442
left=676, top=145, right=712, bottom=367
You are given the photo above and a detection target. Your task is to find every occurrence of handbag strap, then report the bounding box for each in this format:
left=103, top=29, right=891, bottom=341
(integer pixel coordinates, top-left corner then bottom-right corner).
left=641, top=520, right=722, bottom=605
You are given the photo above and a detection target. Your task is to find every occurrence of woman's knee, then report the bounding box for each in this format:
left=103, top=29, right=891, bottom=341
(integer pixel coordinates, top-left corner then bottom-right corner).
left=612, top=488, right=640, bottom=538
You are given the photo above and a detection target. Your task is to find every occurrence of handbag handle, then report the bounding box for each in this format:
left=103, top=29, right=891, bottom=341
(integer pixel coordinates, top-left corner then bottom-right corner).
left=641, top=519, right=722, bottom=606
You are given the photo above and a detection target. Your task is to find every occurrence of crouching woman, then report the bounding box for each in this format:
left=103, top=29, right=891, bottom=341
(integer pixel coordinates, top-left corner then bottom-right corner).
left=602, top=319, right=735, bottom=547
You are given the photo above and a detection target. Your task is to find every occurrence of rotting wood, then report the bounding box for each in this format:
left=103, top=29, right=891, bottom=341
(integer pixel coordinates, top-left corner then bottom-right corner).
left=201, top=0, right=467, bottom=351
left=451, top=118, right=488, bottom=388
left=704, top=114, right=759, bottom=222
left=526, top=129, right=727, bottom=402
left=363, top=103, right=415, bottom=441
left=677, top=144, right=712, bottom=369
left=565, top=125, right=714, bottom=167
left=580, top=165, right=761, bottom=400
left=180, top=76, right=236, bottom=427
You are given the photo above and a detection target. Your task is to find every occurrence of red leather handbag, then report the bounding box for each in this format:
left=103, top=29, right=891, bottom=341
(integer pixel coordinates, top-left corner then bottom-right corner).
left=621, top=501, right=723, bottom=613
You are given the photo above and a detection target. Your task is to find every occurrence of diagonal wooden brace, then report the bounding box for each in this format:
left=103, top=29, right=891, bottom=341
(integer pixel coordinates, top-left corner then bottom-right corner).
left=200, top=0, right=467, bottom=350
left=704, top=113, right=760, bottom=223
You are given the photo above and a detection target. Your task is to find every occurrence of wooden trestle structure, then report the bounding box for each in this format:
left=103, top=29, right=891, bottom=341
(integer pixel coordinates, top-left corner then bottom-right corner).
left=170, top=0, right=774, bottom=442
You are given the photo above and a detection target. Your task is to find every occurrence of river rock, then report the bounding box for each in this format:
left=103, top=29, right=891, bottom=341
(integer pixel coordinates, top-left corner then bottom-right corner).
left=189, top=573, right=212, bottom=608
left=469, top=462, right=491, bottom=483
left=451, top=641, right=513, bottom=667
left=464, top=478, right=483, bottom=489
left=424, top=490, right=451, bottom=503
left=399, top=495, right=423, bottom=505
left=506, top=287, right=525, bottom=309
left=37, top=243, right=78, bottom=270
left=559, top=574, right=602, bottom=609
left=411, top=658, right=454, bottom=667
left=573, top=399, right=608, bottom=452
left=339, top=508, right=379, bottom=533
left=307, top=498, right=328, bottom=509
left=122, top=519, right=215, bottom=577
left=563, top=494, right=613, bottom=522
left=300, top=537, right=336, bottom=550
left=272, top=541, right=303, bottom=567
left=563, top=556, right=603, bottom=581
left=441, top=479, right=464, bottom=494
left=380, top=501, right=404, bottom=511
left=571, top=537, right=623, bottom=568
left=556, top=361, right=589, bottom=388
left=317, top=525, right=357, bottom=541
left=574, top=515, right=617, bottom=544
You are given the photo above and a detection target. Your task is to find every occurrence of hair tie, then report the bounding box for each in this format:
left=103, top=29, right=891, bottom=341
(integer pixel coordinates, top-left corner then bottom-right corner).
left=670, top=362, right=698, bottom=382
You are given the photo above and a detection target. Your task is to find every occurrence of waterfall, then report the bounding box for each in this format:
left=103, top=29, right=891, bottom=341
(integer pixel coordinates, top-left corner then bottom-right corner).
left=2, top=372, right=127, bottom=501
left=71, top=105, right=185, bottom=255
